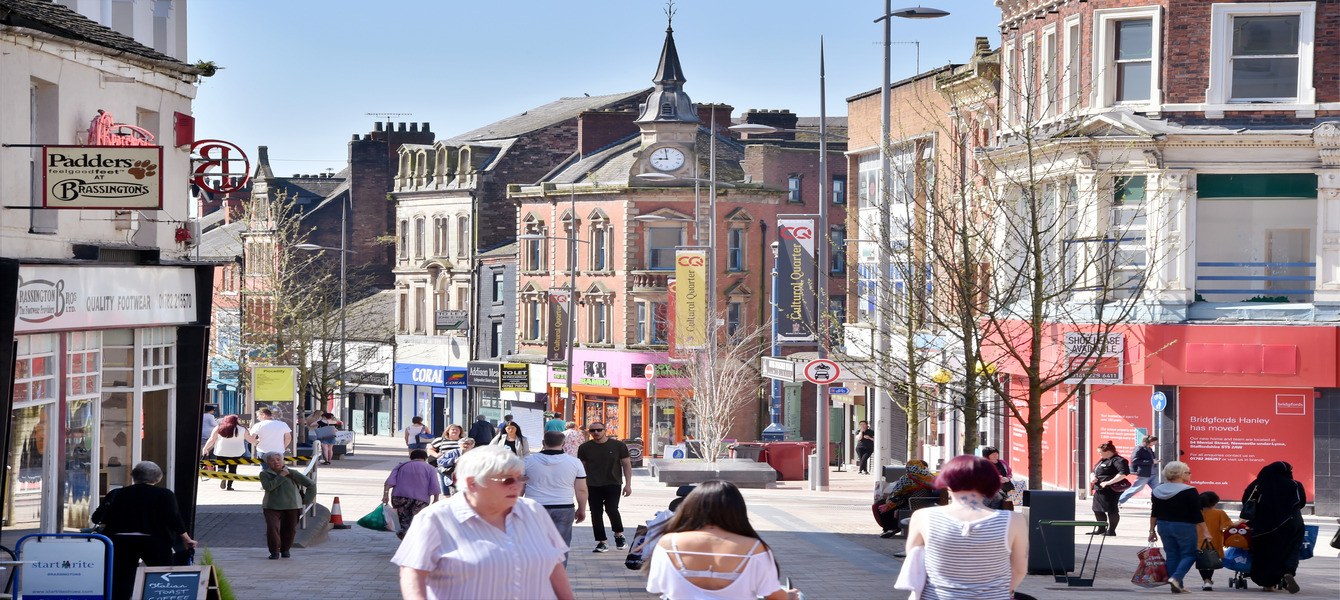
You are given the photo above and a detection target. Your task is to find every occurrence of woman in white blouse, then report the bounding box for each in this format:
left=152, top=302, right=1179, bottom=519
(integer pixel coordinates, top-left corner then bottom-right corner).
left=392, top=445, right=574, bottom=600
left=646, top=480, right=798, bottom=600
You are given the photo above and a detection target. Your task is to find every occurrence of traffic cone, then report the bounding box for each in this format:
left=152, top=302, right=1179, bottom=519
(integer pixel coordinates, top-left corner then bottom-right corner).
left=330, top=496, right=351, bottom=529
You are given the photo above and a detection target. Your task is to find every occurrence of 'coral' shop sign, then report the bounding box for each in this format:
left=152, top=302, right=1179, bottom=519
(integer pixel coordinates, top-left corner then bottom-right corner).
left=43, top=145, right=163, bottom=209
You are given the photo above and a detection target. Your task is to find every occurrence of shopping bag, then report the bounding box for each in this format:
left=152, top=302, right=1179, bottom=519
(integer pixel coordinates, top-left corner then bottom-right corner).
left=1195, top=541, right=1222, bottom=570
left=1223, top=546, right=1251, bottom=573
left=1005, top=481, right=1025, bottom=505
left=1131, top=545, right=1168, bottom=585
left=383, top=503, right=402, bottom=533
left=356, top=505, right=388, bottom=531
left=1298, top=524, right=1319, bottom=560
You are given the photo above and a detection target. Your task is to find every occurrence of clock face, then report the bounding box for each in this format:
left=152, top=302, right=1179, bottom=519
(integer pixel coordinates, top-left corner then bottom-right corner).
left=649, top=147, right=686, bottom=172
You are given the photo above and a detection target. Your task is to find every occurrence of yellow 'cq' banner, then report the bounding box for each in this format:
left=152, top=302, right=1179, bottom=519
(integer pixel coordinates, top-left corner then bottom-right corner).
left=674, top=249, right=708, bottom=350
left=253, top=366, right=297, bottom=403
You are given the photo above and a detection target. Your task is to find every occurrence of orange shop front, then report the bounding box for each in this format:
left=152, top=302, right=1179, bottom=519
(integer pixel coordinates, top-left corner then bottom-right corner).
left=546, top=349, right=693, bottom=456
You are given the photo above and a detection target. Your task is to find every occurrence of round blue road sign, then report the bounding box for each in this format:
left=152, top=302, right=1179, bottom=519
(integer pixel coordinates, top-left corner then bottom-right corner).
left=1151, top=391, right=1167, bottom=411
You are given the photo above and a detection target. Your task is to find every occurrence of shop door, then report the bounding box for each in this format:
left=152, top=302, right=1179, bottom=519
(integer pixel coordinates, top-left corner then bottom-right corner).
left=431, top=395, right=447, bottom=434
left=583, top=398, right=621, bottom=439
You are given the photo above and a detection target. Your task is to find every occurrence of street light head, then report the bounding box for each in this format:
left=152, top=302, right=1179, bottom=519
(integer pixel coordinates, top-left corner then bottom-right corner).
left=889, top=6, right=950, bottom=19
left=728, top=123, right=780, bottom=135
left=294, top=243, right=322, bottom=251
left=517, top=234, right=548, bottom=240
left=635, top=172, right=676, bottom=181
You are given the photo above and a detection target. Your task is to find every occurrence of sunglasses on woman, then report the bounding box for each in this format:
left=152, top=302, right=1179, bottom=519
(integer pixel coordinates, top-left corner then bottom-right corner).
left=486, top=475, right=530, bottom=486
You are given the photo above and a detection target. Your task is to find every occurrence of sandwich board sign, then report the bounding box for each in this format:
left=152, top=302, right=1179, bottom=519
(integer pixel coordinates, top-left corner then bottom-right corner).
left=17, top=533, right=112, bottom=599
left=133, top=565, right=221, bottom=600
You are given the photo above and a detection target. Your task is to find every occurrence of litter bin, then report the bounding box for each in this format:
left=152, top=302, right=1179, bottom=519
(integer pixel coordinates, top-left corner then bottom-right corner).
left=1024, top=489, right=1076, bottom=574
left=761, top=423, right=786, bottom=442
left=731, top=443, right=767, bottom=462
left=762, top=442, right=809, bottom=480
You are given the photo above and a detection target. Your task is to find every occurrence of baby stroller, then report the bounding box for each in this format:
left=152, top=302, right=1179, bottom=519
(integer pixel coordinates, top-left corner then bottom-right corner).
left=1223, top=524, right=1252, bottom=589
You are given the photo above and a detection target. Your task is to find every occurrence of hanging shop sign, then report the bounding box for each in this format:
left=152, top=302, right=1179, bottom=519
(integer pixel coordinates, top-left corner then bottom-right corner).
left=435, top=310, right=468, bottom=332
left=760, top=357, right=800, bottom=383
left=43, top=145, right=163, bottom=209
left=1063, top=332, right=1124, bottom=384
left=15, top=266, right=196, bottom=333
left=674, top=249, right=708, bottom=350
left=775, top=219, right=816, bottom=343
left=191, top=139, right=251, bottom=194
left=500, top=363, right=530, bottom=391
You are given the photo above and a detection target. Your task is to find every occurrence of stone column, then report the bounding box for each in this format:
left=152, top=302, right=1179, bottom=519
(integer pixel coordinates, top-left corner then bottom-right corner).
left=1147, top=169, right=1194, bottom=307
left=1313, top=122, right=1340, bottom=306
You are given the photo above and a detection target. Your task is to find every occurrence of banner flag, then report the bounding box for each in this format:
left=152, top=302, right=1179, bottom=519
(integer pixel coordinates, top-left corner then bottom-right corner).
left=674, top=249, right=708, bottom=349
left=776, top=219, right=817, bottom=343
left=546, top=288, right=571, bottom=362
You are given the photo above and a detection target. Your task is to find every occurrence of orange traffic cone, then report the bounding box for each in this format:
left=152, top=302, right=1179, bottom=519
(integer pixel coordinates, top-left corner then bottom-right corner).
left=330, top=496, right=351, bottom=529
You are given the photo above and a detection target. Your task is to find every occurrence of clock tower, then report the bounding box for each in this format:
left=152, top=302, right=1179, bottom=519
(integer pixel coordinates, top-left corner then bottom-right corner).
left=632, top=18, right=699, bottom=184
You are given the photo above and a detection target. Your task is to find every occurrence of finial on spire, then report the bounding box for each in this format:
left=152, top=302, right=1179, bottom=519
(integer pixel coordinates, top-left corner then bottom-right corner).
left=665, top=0, right=676, bottom=31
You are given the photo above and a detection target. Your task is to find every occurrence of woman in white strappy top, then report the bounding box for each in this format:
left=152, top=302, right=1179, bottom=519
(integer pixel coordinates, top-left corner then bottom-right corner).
left=646, top=480, right=799, bottom=600
left=905, top=455, right=1029, bottom=600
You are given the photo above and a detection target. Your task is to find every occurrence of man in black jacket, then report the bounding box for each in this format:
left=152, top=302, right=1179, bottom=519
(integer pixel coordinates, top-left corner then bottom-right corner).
left=1120, top=435, right=1159, bottom=504
left=467, top=414, right=494, bottom=447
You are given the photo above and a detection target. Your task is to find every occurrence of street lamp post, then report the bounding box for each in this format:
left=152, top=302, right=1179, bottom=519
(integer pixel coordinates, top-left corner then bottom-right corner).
left=872, top=4, right=950, bottom=473
left=295, top=199, right=351, bottom=420
left=731, top=41, right=848, bottom=491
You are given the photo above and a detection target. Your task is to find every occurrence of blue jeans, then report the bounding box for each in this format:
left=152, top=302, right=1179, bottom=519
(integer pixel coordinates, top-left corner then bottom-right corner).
left=545, top=507, right=576, bottom=567
left=1119, top=475, right=1153, bottom=503
left=1158, top=521, right=1200, bottom=584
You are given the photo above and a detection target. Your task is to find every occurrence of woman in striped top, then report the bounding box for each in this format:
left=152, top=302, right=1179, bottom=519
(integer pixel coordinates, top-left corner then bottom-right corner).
left=905, top=455, right=1028, bottom=600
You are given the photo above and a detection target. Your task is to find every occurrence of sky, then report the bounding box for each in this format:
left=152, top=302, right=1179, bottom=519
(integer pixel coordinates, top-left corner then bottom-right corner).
left=188, top=0, right=1001, bottom=177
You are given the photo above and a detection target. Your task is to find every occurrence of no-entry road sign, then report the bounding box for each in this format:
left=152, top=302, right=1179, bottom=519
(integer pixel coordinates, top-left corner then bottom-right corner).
left=803, top=359, right=841, bottom=385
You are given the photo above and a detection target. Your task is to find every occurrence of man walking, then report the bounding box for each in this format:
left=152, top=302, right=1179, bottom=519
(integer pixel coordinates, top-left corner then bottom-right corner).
left=467, top=414, right=494, bottom=447
left=524, top=431, right=588, bottom=565
left=245, top=408, right=292, bottom=456
left=1120, top=435, right=1158, bottom=504
left=577, top=421, right=631, bottom=552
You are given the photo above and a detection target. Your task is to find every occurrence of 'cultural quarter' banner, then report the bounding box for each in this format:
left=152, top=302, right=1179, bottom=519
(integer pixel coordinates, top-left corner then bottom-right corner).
left=674, top=249, right=708, bottom=350
left=776, top=219, right=816, bottom=343
left=547, top=288, right=571, bottom=362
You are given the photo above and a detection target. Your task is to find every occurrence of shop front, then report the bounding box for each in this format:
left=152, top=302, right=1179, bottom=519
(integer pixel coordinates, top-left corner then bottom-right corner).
left=993, top=322, right=1339, bottom=513
left=2, top=263, right=213, bottom=548
left=546, top=349, right=689, bottom=455
left=393, top=363, right=466, bottom=437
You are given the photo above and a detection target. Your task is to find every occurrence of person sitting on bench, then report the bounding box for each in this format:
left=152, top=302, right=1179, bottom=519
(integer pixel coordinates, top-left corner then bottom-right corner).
left=874, top=459, right=937, bottom=538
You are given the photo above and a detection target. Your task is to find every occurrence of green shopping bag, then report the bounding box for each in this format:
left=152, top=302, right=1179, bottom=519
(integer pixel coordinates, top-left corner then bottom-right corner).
left=357, top=504, right=389, bottom=531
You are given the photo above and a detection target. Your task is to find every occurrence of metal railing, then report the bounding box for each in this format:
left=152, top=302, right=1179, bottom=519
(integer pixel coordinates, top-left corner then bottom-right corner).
left=298, top=452, right=319, bottom=530
left=1196, top=261, right=1315, bottom=299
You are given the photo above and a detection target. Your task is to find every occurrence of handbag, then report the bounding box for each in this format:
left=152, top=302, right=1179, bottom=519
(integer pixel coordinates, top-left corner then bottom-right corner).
left=893, top=545, right=926, bottom=599
left=416, top=433, right=434, bottom=444
left=1239, top=488, right=1259, bottom=521
left=1223, top=546, right=1251, bottom=573
left=1195, top=541, right=1222, bottom=570
left=315, top=425, right=338, bottom=441
left=1131, top=545, right=1168, bottom=585
left=1298, top=524, right=1319, bottom=560
left=1109, top=478, right=1132, bottom=493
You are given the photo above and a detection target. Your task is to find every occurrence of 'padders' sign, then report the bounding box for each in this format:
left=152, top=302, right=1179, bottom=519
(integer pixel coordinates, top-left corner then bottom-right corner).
left=43, top=145, right=163, bottom=209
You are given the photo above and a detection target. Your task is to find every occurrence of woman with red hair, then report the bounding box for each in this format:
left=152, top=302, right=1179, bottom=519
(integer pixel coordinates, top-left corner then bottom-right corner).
left=202, top=414, right=247, bottom=490
left=904, top=455, right=1028, bottom=600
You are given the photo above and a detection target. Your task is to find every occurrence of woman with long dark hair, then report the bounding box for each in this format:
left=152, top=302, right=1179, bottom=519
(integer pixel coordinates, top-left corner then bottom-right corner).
left=1089, top=440, right=1130, bottom=535
left=1243, top=461, right=1307, bottom=593
left=489, top=420, right=531, bottom=457
left=201, top=414, right=247, bottom=490
left=646, top=480, right=799, bottom=600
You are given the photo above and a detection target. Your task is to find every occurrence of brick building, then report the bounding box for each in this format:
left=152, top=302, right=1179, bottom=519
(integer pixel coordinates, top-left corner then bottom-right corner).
left=986, top=0, right=1340, bottom=513
left=510, top=22, right=846, bottom=449
left=389, top=90, right=648, bottom=435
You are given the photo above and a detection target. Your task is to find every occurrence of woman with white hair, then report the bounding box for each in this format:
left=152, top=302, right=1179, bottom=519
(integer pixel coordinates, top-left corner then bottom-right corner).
left=393, top=445, right=574, bottom=600
left=1148, top=461, right=1211, bottom=593
left=90, top=461, right=196, bottom=600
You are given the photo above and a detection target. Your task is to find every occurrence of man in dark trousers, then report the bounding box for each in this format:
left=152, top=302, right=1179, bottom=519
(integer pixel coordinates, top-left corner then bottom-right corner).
left=855, top=420, right=875, bottom=474
left=467, top=414, right=494, bottom=447
left=1120, top=434, right=1158, bottom=504
left=577, top=420, right=632, bottom=552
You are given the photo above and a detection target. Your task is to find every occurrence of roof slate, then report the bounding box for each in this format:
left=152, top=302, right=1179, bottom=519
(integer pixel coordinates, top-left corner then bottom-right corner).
left=195, top=220, right=247, bottom=260
left=0, top=0, right=187, bottom=67
left=446, top=89, right=651, bottom=144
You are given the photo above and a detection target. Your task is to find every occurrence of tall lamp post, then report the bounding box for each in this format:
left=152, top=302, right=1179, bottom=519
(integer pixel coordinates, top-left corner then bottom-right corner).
left=296, top=199, right=351, bottom=420
left=871, top=4, right=949, bottom=473
left=731, top=40, right=848, bottom=491
left=518, top=184, right=585, bottom=421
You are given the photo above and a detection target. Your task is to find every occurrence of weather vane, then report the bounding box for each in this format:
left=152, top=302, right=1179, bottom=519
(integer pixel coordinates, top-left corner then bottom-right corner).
left=665, top=1, right=676, bottom=29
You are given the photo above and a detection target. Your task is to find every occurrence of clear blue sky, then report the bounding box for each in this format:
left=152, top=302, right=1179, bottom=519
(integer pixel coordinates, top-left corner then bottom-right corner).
left=189, top=1, right=1000, bottom=176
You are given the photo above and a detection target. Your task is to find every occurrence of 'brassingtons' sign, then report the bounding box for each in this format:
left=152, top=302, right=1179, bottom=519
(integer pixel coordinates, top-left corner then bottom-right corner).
left=43, top=145, right=163, bottom=209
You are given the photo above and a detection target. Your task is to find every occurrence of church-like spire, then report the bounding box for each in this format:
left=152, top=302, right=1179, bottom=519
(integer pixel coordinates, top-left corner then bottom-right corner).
left=636, top=6, right=699, bottom=124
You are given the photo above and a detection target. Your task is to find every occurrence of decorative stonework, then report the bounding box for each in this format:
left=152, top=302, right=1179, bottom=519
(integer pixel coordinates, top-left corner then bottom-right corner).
left=1313, top=122, right=1340, bottom=166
